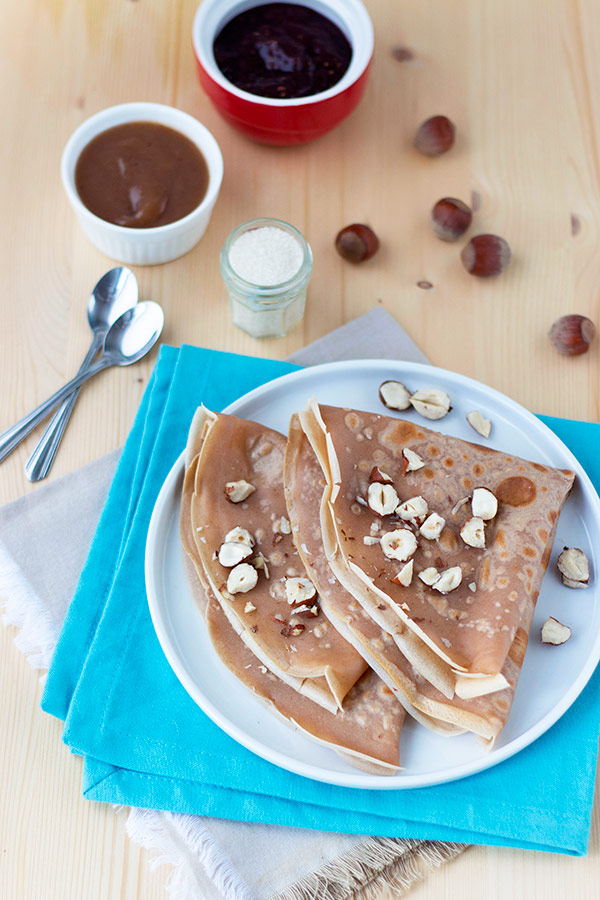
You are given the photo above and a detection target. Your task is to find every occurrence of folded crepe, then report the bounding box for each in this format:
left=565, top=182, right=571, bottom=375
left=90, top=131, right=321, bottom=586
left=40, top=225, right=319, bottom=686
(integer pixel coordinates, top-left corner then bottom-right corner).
left=299, top=401, right=574, bottom=700
left=181, top=436, right=405, bottom=775
left=285, top=414, right=534, bottom=744
left=184, top=407, right=368, bottom=715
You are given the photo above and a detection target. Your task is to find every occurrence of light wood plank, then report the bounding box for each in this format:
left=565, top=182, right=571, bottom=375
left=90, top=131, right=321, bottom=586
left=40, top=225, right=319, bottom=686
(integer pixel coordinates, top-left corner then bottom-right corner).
left=1, top=0, right=599, bottom=897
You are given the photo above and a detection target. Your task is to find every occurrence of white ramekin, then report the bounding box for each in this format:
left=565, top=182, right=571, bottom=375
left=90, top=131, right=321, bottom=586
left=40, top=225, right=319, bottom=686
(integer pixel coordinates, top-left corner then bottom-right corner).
left=61, top=102, right=224, bottom=266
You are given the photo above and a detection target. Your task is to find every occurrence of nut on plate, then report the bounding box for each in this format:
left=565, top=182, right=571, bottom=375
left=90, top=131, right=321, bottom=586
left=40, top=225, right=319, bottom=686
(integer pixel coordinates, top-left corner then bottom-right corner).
left=541, top=616, right=572, bottom=645
left=557, top=547, right=590, bottom=588
left=285, top=576, right=317, bottom=605
left=379, top=380, right=412, bottom=411
left=460, top=516, right=486, bottom=549
left=397, top=495, right=428, bottom=521
left=367, top=482, right=400, bottom=516
left=224, top=479, right=256, bottom=503
left=419, top=512, right=445, bottom=540
left=471, top=487, right=498, bottom=521
left=380, top=529, right=418, bottom=562
left=466, top=410, right=492, bottom=438
left=226, top=563, right=258, bottom=594
left=218, top=541, right=253, bottom=567
left=410, top=389, right=451, bottom=420
left=391, top=559, right=414, bottom=587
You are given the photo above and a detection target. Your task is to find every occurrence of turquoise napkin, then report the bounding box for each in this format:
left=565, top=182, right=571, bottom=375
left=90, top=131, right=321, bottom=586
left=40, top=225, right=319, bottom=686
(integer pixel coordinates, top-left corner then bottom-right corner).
left=42, top=344, right=600, bottom=856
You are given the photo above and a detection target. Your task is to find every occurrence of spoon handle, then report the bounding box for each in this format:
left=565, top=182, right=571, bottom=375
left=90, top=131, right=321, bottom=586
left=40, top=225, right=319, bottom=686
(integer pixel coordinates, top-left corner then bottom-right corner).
left=24, top=336, right=103, bottom=482
left=0, top=358, right=110, bottom=465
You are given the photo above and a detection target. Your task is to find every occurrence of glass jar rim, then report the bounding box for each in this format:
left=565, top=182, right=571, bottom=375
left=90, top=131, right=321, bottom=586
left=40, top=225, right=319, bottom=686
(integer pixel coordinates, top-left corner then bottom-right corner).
left=221, top=217, right=313, bottom=294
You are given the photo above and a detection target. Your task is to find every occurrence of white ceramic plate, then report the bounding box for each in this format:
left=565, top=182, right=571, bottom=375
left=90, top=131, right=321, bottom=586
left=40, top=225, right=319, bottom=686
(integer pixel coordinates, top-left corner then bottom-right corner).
left=145, top=360, right=600, bottom=789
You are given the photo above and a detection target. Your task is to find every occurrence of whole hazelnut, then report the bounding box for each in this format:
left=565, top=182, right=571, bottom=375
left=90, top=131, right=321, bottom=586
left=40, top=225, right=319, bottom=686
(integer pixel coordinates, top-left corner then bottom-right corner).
left=414, top=116, right=456, bottom=157
left=549, top=315, right=595, bottom=356
left=431, top=198, right=472, bottom=241
left=335, top=224, right=379, bottom=263
left=460, top=234, right=511, bottom=277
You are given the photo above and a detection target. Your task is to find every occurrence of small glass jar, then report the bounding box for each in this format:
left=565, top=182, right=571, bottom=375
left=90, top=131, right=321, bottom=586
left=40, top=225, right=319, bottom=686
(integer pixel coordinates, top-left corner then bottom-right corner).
left=220, top=217, right=313, bottom=339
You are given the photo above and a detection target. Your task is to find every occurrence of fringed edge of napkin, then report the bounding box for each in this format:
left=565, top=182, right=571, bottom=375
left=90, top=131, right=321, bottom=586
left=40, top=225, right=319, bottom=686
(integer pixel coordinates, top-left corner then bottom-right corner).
left=126, top=808, right=255, bottom=900
left=0, top=540, right=58, bottom=671
left=274, top=837, right=467, bottom=900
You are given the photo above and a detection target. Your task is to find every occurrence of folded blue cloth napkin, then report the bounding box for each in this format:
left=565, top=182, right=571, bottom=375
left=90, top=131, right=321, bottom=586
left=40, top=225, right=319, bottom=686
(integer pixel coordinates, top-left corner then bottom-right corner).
left=42, top=344, right=600, bottom=856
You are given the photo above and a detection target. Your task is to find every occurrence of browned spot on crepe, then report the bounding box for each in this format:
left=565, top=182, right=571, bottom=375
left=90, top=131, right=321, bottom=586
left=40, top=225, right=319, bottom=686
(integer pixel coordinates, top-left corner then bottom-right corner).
left=444, top=457, right=454, bottom=468
left=548, top=509, right=558, bottom=524
left=522, top=546, right=536, bottom=559
left=496, top=476, right=537, bottom=506
left=390, top=421, right=418, bottom=443
left=462, top=477, right=473, bottom=490
left=532, top=463, right=548, bottom=474
left=423, top=467, right=435, bottom=480
left=494, top=529, right=507, bottom=549
left=537, top=528, right=549, bottom=544
left=473, top=463, right=485, bottom=477
left=428, top=445, right=440, bottom=457
left=541, top=546, right=552, bottom=568
left=525, top=567, right=534, bottom=579
left=481, top=557, right=491, bottom=587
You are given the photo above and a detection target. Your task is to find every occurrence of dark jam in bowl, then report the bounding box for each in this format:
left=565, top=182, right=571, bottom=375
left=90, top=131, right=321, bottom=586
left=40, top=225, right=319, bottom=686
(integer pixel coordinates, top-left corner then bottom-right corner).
left=213, top=3, right=352, bottom=99
left=75, top=122, right=209, bottom=229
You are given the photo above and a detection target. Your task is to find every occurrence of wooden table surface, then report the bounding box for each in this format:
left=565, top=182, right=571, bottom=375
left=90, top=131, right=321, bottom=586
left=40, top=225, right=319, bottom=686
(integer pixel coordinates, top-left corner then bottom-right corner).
left=2, top=0, right=600, bottom=897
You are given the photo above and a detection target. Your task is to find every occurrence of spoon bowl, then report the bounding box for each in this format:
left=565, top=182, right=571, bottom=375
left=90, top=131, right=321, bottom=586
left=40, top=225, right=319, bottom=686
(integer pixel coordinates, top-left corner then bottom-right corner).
left=104, top=302, right=165, bottom=364
left=88, top=267, right=139, bottom=334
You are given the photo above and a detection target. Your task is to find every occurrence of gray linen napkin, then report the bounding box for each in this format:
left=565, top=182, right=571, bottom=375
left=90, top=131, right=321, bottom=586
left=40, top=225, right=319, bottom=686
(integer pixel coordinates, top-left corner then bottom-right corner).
left=0, top=307, right=465, bottom=900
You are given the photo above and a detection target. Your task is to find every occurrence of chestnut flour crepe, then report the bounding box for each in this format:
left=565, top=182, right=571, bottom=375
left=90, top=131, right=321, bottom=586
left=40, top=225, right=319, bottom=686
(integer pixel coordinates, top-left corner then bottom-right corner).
left=186, top=407, right=368, bottom=714
left=299, top=401, right=574, bottom=699
left=285, top=415, right=534, bottom=743
left=181, top=433, right=405, bottom=774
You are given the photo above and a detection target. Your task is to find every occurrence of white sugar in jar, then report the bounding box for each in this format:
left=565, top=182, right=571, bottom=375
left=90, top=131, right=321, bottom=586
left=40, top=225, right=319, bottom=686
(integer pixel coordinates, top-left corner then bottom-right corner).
left=220, top=218, right=312, bottom=338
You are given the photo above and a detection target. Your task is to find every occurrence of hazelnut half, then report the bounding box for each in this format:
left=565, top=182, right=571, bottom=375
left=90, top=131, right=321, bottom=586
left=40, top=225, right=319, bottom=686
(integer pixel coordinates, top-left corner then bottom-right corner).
left=414, top=115, right=456, bottom=157
left=335, top=224, right=379, bottom=262
left=557, top=547, right=590, bottom=588
left=541, top=616, right=572, bottom=645
left=548, top=315, right=595, bottom=356
left=431, top=198, right=472, bottom=242
left=379, top=380, right=412, bottom=411
left=461, top=234, right=511, bottom=277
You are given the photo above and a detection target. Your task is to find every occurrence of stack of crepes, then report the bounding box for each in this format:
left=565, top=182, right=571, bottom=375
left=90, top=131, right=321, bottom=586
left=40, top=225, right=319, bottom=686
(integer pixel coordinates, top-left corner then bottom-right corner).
left=180, top=400, right=575, bottom=774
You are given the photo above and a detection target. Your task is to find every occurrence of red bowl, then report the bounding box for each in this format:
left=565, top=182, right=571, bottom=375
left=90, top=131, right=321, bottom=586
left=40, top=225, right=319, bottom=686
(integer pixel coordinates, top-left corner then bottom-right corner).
left=192, top=0, right=374, bottom=146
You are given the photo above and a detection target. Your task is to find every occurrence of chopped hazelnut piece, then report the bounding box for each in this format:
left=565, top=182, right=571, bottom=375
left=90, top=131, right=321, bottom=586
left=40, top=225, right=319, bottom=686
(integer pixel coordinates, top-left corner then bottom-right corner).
left=420, top=512, right=445, bottom=540
left=541, top=616, right=572, bottom=645
left=460, top=516, right=486, bottom=549
left=557, top=547, right=590, bottom=588
left=466, top=410, right=492, bottom=438
left=285, top=576, right=317, bottom=605
left=403, top=447, right=425, bottom=471
left=273, top=516, right=291, bottom=534
left=391, top=560, right=414, bottom=587
left=224, top=526, right=255, bottom=547
left=433, top=566, right=463, bottom=594
left=471, top=487, right=498, bottom=521
left=369, top=465, right=393, bottom=483
left=381, top=529, right=418, bottom=562
left=379, top=380, right=412, bottom=410
left=410, top=389, right=451, bottom=420
left=218, top=541, right=253, bottom=567
left=224, top=480, right=255, bottom=503
left=244, top=601, right=256, bottom=614
left=363, top=535, right=380, bottom=546
left=226, top=563, right=258, bottom=594
left=397, top=495, right=428, bottom=521
left=418, top=567, right=440, bottom=586
left=367, top=482, right=400, bottom=516
left=252, top=553, right=270, bottom=579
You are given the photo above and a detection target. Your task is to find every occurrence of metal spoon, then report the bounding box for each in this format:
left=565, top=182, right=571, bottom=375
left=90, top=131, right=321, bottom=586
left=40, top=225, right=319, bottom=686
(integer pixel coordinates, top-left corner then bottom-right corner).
left=25, top=268, right=139, bottom=482
left=0, top=302, right=164, bottom=465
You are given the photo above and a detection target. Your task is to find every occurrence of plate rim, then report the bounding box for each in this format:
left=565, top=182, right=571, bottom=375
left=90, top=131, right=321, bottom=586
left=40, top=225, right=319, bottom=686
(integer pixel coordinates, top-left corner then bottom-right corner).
left=145, top=358, right=600, bottom=789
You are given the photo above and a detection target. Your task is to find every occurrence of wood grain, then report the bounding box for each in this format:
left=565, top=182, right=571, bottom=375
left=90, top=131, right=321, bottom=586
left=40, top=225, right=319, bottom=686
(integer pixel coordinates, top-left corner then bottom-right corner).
left=1, top=0, right=599, bottom=897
